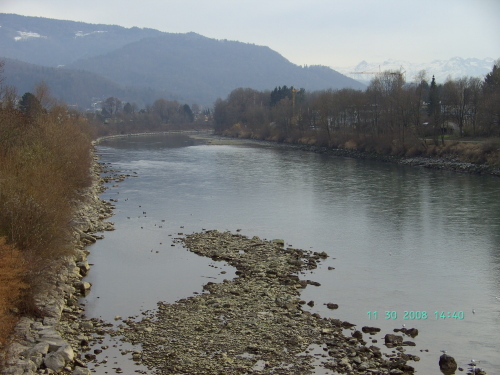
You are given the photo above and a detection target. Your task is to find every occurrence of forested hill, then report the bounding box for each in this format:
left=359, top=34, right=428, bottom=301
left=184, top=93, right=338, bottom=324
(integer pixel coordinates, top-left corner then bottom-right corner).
left=2, top=58, right=180, bottom=109
left=67, top=33, right=365, bottom=105
left=0, top=14, right=364, bottom=107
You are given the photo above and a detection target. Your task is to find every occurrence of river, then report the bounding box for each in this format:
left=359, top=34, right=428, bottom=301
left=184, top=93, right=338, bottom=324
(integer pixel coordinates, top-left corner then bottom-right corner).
left=82, top=133, right=499, bottom=374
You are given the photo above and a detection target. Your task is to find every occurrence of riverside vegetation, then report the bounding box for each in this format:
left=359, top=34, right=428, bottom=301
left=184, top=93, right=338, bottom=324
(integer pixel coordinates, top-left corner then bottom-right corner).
left=0, top=69, right=97, bottom=369
left=213, top=62, right=500, bottom=169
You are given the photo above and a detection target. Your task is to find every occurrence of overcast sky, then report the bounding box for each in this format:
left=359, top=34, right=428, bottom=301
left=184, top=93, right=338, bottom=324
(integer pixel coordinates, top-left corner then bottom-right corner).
left=2, top=0, right=499, bottom=67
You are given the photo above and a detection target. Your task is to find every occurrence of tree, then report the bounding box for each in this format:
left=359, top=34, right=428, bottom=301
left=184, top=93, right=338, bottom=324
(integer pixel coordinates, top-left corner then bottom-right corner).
left=465, top=77, right=482, bottom=136
left=411, top=70, right=428, bottom=137
left=180, top=104, right=194, bottom=122
left=427, top=76, right=441, bottom=144
left=270, top=86, right=293, bottom=106
left=19, top=92, right=44, bottom=118
left=213, top=98, right=230, bottom=133
left=34, top=81, right=56, bottom=110
left=481, top=60, right=500, bottom=136
left=0, top=60, right=4, bottom=91
left=483, top=59, right=500, bottom=94
left=0, top=85, right=17, bottom=110
left=102, top=97, right=122, bottom=116
left=123, top=102, right=135, bottom=114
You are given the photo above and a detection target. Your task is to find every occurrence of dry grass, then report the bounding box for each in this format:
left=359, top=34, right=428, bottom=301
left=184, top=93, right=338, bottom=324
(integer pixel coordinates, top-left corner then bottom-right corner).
left=0, top=238, right=28, bottom=350
left=423, top=140, right=500, bottom=166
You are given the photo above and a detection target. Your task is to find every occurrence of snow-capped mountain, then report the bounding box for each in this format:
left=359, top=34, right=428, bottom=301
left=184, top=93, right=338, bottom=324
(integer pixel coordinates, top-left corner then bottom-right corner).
left=334, top=57, right=497, bottom=84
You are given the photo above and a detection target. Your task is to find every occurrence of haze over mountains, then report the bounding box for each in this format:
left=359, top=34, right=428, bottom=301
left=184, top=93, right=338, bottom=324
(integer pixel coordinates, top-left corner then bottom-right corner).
left=334, top=57, right=496, bottom=85
left=0, top=13, right=364, bottom=109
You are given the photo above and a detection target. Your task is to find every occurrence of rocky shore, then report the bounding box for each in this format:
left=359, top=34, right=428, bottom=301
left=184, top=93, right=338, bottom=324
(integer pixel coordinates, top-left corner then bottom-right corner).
left=1, top=149, right=117, bottom=375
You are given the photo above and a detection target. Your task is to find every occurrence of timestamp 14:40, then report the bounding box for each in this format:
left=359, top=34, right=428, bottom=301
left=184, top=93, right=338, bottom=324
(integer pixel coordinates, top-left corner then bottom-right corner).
left=367, top=311, right=465, bottom=320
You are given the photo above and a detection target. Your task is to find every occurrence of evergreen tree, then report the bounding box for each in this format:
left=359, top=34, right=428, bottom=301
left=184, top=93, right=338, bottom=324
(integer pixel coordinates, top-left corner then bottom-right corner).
left=427, top=76, right=443, bottom=143
left=427, top=76, right=440, bottom=117
left=483, top=63, right=500, bottom=94
left=19, top=92, right=44, bottom=117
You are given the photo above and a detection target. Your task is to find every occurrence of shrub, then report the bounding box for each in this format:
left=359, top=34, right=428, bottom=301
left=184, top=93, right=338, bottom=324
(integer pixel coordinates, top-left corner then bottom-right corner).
left=0, top=238, right=28, bottom=350
left=481, top=140, right=500, bottom=153
left=0, top=95, right=94, bottom=331
left=405, top=146, right=422, bottom=157
left=344, top=140, right=357, bottom=150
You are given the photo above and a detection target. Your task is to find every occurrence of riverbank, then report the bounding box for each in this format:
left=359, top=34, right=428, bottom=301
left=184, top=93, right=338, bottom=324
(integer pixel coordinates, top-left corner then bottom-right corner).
left=96, top=130, right=500, bottom=176
left=194, top=132, right=500, bottom=176
left=1, top=148, right=116, bottom=375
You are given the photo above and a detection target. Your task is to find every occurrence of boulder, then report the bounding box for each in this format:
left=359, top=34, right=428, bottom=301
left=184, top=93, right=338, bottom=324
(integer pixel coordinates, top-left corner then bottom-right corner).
left=362, top=326, right=381, bottom=334
left=76, top=260, right=91, bottom=276
left=352, top=330, right=363, bottom=340
left=44, top=351, right=67, bottom=372
left=56, top=344, right=75, bottom=363
left=73, top=367, right=91, bottom=375
left=74, top=281, right=92, bottom=295
left=78, top=230, right=96, bottom=244
left=384, top=334, right=403, bottom=347
left=439, top=354, right=457, bottom=373
left=405, top=327, right=419, bottom=337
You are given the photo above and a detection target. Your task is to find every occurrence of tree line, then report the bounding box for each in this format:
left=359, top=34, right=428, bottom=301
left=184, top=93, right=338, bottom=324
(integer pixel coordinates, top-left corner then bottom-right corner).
left=213, top=62, right=499, bottom=163
left=90, top=96, right=210, bottom=136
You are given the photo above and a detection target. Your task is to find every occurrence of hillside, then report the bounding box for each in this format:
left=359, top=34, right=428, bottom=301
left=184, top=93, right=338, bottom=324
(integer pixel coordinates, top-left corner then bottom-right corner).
left=2, top=58, right=180, bottom=109
left=0, top=13, right=364, bottom=107
left=0, top=13, right=163, bottom=66
left=68, top=33, right=365, bottom=105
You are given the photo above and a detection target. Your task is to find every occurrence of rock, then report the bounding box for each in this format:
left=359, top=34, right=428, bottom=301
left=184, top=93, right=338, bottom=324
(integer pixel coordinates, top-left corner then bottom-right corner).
left=23, top=342, right=50, bottom=357
left=80, top=321, right=94, bottom=330
left=384, top=334, right=403, bottom=347
left=402, top=340, right=416, bottom=346
left=326, top=303, right=338, bottom=309
left=362, top=326, right=381, bottom=334
left=84, top=353, right=97, bottom=361
left=76, top=260, right=91, bottom=276
left=352, top=330, right=363, bottom=340
left=72, top=367, right=91, bottom=375
left=405, top=327, right=419, bottom=337
left=44, top=352, right=67, bottom=372
left=56, top=344, right=74, bottom=363
left=74, top=281, right=92, bottom=295
left=439, top=353, right=458, bottom=373
left=78, top=230, right=97, bottom=244
left=271, top=239, right=285, bottom=247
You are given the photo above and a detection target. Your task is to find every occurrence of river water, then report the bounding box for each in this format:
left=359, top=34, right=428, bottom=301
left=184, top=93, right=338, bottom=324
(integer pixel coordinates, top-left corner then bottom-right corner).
left=82, top=133, right=499, bottom=374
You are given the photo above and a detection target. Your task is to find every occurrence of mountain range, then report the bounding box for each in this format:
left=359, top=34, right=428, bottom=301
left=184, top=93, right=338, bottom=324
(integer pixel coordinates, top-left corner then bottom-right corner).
left=0, top=13, right=364, bottom=109
left=333, top=57, right=496, bottom=85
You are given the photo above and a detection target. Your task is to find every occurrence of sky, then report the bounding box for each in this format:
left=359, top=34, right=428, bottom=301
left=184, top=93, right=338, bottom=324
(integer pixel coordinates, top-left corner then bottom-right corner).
left=2, top=0, right=499, bottom=68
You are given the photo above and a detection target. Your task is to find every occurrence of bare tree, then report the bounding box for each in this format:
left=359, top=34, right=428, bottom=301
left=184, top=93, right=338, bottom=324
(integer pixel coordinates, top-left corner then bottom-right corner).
left=34, top=81, right=56, bottom=110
